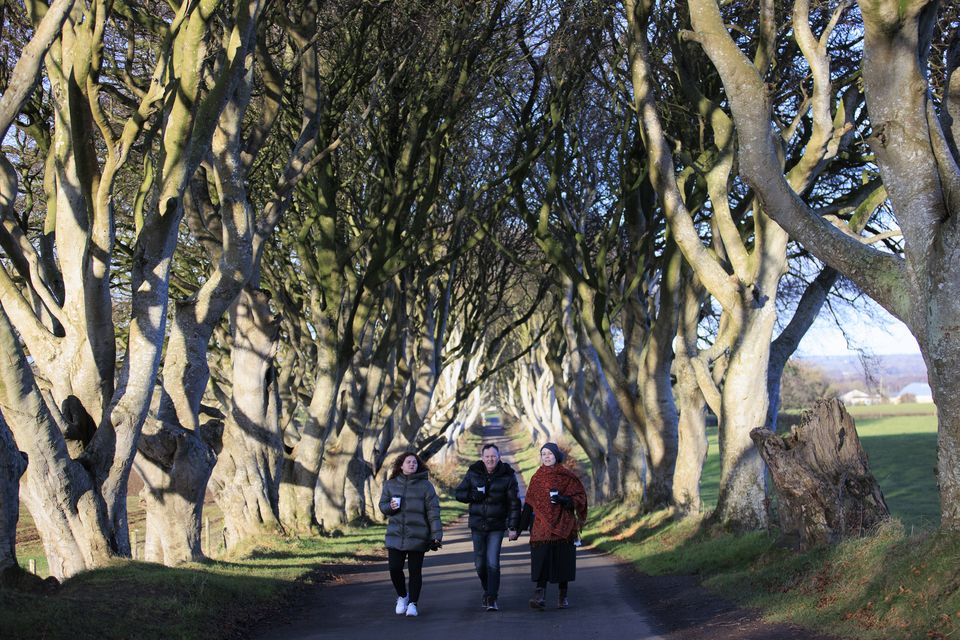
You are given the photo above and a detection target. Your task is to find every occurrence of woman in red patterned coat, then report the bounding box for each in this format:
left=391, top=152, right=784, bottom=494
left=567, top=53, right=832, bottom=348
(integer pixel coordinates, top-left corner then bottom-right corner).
left=520, top=442, right=587, bottom=610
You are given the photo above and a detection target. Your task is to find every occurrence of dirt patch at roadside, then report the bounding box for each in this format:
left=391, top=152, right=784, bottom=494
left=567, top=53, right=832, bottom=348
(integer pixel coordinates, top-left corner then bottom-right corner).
left=618, top=567, right=840, bottom=640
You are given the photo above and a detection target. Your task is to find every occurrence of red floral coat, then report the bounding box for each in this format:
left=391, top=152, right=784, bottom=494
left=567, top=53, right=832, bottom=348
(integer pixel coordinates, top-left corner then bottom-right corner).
left=524, top=463, right=587, bottom=543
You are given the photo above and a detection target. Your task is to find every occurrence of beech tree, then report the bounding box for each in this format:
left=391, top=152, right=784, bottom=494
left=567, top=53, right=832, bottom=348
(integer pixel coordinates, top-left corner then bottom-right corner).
left=626, top=0, right=873, bottom=529
left=0, top=0, right=263, bottom=577
left=684, top=0, right=960, bottom=530
left=262, top=0, right=520, bottom=531
left=0, top=414, right=26, bottom=574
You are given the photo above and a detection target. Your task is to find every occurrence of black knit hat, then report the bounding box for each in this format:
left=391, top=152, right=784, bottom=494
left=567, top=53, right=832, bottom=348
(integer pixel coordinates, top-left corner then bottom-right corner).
left=540, top=442, right=565, bottom=464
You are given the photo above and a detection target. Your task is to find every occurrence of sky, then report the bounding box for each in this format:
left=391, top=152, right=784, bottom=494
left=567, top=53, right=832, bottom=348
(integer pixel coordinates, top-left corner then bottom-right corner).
left=795, top=300, right=921, bottom=357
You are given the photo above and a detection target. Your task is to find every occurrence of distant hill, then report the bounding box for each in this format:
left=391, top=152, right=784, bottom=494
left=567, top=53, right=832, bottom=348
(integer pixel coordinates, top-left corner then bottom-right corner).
left=796, top=353, right=928, bottom=396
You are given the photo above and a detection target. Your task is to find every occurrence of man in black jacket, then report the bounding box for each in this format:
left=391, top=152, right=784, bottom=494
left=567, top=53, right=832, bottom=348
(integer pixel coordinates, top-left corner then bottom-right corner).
left=455, top=443, right=521, bottom=612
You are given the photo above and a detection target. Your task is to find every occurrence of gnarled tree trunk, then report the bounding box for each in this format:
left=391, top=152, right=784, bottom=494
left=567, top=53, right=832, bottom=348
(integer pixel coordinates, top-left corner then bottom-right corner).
left=210, top=288, right=284, bottom=550
left=751, top=399, right=889, bottom=549
left=671, top=267, right=708, bottom=514
left=279, top=316, right=340, bottom=534
left=0, top=414, right=27, bottom=573
left=0, top=306, right=113, bottom=580
left=134, top=419, right=221, bottom=565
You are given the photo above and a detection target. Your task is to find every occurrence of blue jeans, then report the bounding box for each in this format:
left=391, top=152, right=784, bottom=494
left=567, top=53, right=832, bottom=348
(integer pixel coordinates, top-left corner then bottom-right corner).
left=471, top=530, right=505, bottom=598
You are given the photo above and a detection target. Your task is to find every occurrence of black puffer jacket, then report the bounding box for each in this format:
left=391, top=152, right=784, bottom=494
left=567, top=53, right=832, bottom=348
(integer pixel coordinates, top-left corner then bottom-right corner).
left=455, top=460, right=521, bottom=532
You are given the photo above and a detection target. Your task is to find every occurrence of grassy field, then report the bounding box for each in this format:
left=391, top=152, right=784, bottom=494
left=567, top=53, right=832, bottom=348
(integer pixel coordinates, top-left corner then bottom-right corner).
left=702, top=403, right=940, bottom=528
left=583, top=502, right=959, bottom=640
left=14, top=498, right=227, bottom=579
left=584, top=401, right=953, bottom=640
left=854, top=409, right=939, bottom=530
left=2, top=529, right=387, bottom=640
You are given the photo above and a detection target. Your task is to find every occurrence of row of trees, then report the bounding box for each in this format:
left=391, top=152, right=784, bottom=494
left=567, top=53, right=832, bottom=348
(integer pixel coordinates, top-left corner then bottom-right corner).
left=0, top=0, right=957, bottom=582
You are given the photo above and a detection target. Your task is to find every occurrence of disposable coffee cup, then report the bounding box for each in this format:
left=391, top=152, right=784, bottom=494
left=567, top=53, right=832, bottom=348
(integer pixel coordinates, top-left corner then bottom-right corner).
left=392, top=496, right=402, bottom=507
left=549, top=489, right=559, bottom=502
left=477, top=485, right=486, bottom=493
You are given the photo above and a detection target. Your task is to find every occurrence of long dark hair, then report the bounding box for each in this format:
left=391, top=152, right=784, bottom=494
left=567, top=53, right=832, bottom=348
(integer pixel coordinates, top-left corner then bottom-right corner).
left=389, top=452, right=426, bottom=479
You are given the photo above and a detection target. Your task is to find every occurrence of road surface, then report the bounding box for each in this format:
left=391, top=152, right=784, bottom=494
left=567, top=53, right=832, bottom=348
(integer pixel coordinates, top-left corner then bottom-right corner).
left=252, top=515, right=665, bottom=640
left=248, top=424, right=836, bottom=640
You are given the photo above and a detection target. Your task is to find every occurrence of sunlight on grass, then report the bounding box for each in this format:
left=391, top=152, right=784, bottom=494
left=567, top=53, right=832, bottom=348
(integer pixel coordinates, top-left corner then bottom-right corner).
left=704, top=521, right=960, bottom=640
left=6, top=404, right=944, bottom=640
left=584, top=500, right=960, bottom=640
left=585, top=401, right=949, bottom=640
left=1, top=525, right=389, bottom=640
left=702, top=406, right=940, bottom=528
left=846, top=403, right=937, bottom=418
left=4, top=426, right=483, bottom=639
left=836, top=408, right=937, bottom=529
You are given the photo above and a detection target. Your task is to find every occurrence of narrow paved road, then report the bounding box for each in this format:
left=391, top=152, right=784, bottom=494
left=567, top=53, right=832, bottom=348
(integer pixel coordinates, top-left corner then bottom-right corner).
left=254, top=516, right=664, bottom=640
left=252, top=423, right=664, bottom=639
left=247, top=424, right=835, bottom=640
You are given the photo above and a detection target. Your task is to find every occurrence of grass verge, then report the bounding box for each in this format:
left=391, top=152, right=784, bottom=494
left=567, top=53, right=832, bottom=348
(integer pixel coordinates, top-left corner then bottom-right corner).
left=583, top=500, right=959, bottom=639
left=582, top=402, right=949, bottom=639
left=5, top=459, right=469, bottom=640
left=1, top=529, right=384, bottom=640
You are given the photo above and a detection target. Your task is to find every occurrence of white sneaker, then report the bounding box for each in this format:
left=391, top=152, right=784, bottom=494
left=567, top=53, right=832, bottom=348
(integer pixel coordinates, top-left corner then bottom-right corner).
left=395, top=595, right=409, bottom=615
left=405, top=602, right=419, bottom=617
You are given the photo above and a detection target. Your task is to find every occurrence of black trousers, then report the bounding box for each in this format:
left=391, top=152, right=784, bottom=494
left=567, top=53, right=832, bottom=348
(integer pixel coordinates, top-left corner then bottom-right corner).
left=388, top=548, right=426, bottom=602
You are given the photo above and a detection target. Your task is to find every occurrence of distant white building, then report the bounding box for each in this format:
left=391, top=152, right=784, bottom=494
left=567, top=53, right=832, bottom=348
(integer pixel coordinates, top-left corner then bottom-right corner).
left=893, top=382, right=933, bottom=404
left=839, top=389, right=884, bottom=406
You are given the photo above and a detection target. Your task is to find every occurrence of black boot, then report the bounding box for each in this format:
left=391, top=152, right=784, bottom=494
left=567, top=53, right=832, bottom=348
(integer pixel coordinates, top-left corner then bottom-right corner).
left=558, top=588, right=569, bottom=609
left=529, top=587, right=546, bottom=610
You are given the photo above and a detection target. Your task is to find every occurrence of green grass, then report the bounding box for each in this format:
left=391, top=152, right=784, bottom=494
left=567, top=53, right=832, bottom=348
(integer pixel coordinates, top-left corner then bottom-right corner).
left=4, top=404, right=943, bottom=639
left=1, top=528, right=387, bottom=640
left=582, top=402, right=950, bottom=640
left=583, top=500, right=960, bottom=640
left=846, top=403, right=937, bottom=418
left=14, top=497, right=226, bottom=579
left=584, top=502, right=775, bottom=574
left=733, top=404, right=939, bottom=528
left=856, top=414, right=939, bottom=529
left=5, top=439, right=474, bottom=639
left=702, top=425, right=721, bottom=511
left=702, top=522, right=960, bottom=639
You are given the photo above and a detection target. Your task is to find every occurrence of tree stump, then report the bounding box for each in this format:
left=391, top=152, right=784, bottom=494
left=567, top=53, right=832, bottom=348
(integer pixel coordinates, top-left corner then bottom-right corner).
left=750, top=399, right=889, bottom=549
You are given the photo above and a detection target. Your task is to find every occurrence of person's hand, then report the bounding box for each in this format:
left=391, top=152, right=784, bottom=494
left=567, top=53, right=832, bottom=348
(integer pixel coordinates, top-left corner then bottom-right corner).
left=507, top=529, right=519, bottom=541
left=389, top=498, right=400, bottom=510
left=551, top=494, right=573, bottom=508
left=429, top=539, right=443, bottom=551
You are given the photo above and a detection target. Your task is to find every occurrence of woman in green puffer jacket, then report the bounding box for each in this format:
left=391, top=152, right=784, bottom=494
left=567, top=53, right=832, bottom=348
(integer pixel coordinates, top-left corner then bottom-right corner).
left=378, top=452, right=442, bottom=618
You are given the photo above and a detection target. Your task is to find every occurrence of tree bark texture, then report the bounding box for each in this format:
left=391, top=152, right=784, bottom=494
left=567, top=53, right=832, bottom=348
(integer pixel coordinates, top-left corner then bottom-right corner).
left=314, top=362, right=362, bottom=529
left=671, top=268, right=708, bottom=513
left=750, top=399, right=889, bottom=549
left=0, top=414, right=27, bottom=572
left=134, top=418, right=220, bottom=565
left=713, top=306, right=780, bottom=531
left=685, top=0, right=960, bottom=530
left=0, top=306, right=113, bottom=580
left=548, top=286, right=621, bottom=501
left=279, top=313, right=341, bottom=534
left=210, top=288, right=284, bottom=549
left=637, top=246, right=682, bottom=508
